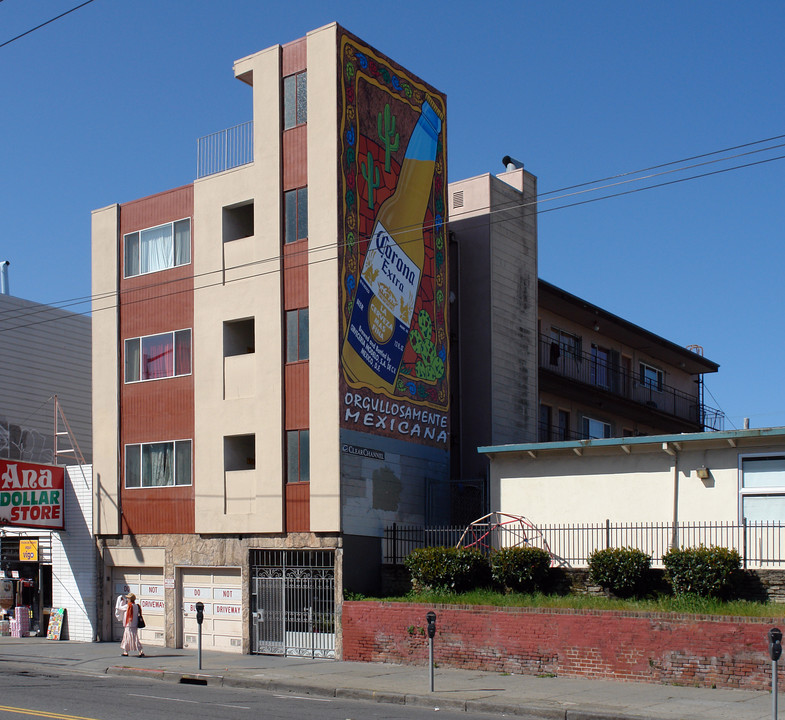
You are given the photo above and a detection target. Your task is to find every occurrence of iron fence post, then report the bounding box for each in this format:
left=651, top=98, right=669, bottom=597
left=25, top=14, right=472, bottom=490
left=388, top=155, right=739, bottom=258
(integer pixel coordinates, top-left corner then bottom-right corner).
left=392, top=523, right=398, bottom=566
left=743, top=517, right=748, bottom=570
left=605, top=518, right=610, bottom=549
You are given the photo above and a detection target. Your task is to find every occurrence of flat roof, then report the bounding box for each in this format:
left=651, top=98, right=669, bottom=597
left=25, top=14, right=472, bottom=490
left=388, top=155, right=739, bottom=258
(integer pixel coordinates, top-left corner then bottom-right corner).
left=479, top=426, right=785, bottom=456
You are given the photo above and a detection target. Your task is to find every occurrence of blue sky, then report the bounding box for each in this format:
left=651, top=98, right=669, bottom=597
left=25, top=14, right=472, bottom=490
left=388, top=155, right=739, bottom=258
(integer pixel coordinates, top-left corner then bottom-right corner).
left=1, top=1, right=783, bottom=430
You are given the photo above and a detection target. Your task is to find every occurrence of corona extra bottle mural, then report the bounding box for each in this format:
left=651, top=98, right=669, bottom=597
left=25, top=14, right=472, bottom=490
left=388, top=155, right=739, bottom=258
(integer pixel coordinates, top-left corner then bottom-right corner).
left=339, top=32, right=448, bottom=449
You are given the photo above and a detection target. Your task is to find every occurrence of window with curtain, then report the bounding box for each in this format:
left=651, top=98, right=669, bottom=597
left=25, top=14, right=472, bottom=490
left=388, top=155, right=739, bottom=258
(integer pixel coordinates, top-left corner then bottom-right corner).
left=125, top=329, right=192, bottom=383
left=123, top=218, right=191, bottom=278
left=125, top=440, right=192, bottom=488
left=740, top=455, right=785, bottom=522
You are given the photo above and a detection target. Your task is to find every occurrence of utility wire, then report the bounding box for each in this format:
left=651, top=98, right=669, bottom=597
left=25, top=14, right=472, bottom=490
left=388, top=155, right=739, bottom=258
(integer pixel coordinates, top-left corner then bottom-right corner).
left=0, top=0, right=96, bottom=50
left=1, top=137, right=784, bottom=332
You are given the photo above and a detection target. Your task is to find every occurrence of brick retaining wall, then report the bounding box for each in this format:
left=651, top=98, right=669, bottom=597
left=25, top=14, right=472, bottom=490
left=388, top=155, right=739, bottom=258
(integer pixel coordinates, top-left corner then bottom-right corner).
left=342, top=601, right=785, bottom=690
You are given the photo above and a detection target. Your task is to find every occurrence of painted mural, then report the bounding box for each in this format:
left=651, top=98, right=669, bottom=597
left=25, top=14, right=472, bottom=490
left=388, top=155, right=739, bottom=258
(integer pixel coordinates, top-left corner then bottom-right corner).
left=339, top=32, right=449, bottom=449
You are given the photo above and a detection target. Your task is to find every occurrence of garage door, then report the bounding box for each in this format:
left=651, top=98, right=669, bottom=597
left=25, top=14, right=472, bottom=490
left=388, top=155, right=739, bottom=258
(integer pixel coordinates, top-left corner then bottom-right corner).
left=112, top=568, right=165, bottom=646
left=181, top=567, right=242, bottom=653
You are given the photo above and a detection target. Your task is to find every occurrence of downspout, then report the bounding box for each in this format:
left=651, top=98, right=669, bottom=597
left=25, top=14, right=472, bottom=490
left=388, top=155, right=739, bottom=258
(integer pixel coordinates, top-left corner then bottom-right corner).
left=663, top=442, right=679, bottom=548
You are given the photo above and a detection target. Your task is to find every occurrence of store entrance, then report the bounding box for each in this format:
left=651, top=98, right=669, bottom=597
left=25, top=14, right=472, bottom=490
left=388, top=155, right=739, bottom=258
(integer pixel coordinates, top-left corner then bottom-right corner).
left=0, top=536, right=53, bottom=636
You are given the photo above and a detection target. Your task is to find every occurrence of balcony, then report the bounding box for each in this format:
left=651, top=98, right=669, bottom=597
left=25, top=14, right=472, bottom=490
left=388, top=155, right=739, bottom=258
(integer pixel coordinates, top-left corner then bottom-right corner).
left=197, top=121, right=253, bottom=179
left=538, top=334, right=724, bottom=431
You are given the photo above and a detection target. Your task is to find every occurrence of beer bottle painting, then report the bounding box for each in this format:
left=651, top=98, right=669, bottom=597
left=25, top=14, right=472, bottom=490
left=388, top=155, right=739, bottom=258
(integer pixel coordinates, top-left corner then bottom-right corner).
left=339, top=32, right=449, bottom=445
left=341, top=99, right=441, bottom=394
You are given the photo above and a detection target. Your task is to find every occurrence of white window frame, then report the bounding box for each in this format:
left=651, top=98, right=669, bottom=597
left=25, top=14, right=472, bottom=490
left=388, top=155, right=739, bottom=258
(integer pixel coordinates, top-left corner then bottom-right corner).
left=551, top=327, right=582, bottom=361
left=123, top=217, right=191, bottom=278
left=738, top=452, right=785, bottom=523
left=639, top=361, right=664, bottom=392
left=582, top=416, right=611, bottom=440
left=124, top=439, right=193, bottom=489
left=124, top=328, right=192, bottom=383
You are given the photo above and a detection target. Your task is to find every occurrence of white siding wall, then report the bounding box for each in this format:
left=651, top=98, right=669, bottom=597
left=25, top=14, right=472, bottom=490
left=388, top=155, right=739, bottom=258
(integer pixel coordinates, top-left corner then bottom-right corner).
left=51, top=465, right=96, bottom=642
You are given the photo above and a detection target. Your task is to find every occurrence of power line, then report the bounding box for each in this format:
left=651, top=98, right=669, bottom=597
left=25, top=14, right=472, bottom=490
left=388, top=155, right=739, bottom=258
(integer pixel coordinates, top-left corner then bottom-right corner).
left=0, top=0, right=96, bottom=50
left=1, top=136, right=784, bottom=332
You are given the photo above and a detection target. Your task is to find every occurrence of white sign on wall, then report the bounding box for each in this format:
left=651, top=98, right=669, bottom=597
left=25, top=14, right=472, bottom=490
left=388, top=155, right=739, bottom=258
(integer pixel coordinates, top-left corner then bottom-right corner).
left=214, top=604, right=241, bottom=617
left=212, top=587, right=242, bottom=601
left=183, top=586, right=212, bottom=599
left=184, top=602, right=212, bottom=615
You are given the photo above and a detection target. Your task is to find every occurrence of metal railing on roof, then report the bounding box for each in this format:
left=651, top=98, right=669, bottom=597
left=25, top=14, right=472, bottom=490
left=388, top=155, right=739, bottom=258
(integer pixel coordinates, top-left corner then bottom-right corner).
left=197, top=121, right=253, bottom=179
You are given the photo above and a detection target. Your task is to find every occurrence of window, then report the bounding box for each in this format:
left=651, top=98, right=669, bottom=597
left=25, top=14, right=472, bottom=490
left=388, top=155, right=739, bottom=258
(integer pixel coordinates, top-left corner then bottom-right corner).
left=538, top=404, right=552, bottom=442
left=125, top=440, right=192, bottom=488
left=582, top=417, right=611, bottom=440
left=224, top=434, right=255, bottom=471
left=287, top=429, right=310, bottom=483
left=740, top=455, right=785, bottom=521
left=124, top=219, right=191, bottom=278
left=557, top=410, right=570, bottom=441
left=125, top=329, right=191, bottom=383
left=550, top=327, right=581, bottom=362
left=640, top=362, right=663, bottom=392
left=223, top=201, right=254, bottom=242
left=223, top=318, right=255, bottom=357
left=283, top=71, right=307, bottom=129
left=284, top=187, right=308, bottom=243
left=286, top=308, right=309, bottom=362
left=590, top=345, right=611, bottom=389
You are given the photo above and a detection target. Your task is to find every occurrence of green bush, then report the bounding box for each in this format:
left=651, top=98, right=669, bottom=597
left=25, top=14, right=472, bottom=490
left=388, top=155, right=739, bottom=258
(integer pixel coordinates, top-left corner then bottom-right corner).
left=588, top=547, right=652, bottom=597
left=404, top=546, right=489, bottom=593
left=662, top=545, right=741, bottom=598
left=490, top=546, right=552, bottom=593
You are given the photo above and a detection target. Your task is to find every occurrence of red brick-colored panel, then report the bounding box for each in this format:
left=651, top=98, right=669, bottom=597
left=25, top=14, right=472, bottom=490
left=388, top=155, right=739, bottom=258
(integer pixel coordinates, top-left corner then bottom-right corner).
left=283, top=240, right=308, bottom=309
left=283, top=125, right=307, bottom=190
left=284, top=362, right=309, bottom=429
left=121, top=487, right=194, bottom=535
left=120, top=185, right=194, bottom=236
left=342, top=602, right=780, bottom=691
left=282, top=37, right=306, bottom=76
left=285, top=481, right=310, bottom=532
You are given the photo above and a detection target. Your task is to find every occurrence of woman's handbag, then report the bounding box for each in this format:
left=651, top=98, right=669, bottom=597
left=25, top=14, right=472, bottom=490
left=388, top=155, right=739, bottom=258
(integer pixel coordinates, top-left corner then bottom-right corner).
left=137, top=608, right=146, bottom=629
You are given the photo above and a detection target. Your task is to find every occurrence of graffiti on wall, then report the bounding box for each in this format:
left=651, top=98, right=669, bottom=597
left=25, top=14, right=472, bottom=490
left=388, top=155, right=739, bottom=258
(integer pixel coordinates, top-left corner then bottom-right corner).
left=338, top=32, right=449, bottom=449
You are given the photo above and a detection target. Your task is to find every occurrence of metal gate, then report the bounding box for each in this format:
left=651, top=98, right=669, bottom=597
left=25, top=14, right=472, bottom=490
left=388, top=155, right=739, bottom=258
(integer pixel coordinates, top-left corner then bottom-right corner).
left=250, top=549, right=335, bottom=658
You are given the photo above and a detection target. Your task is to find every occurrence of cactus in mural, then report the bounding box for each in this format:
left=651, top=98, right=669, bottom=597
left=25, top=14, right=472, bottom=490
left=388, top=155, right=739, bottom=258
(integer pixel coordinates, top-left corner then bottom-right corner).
left=361, top=151, right=381, bottom=210
left=409, top=310, right=445, bottom=382
left=377, top=103, right=400, bottom=172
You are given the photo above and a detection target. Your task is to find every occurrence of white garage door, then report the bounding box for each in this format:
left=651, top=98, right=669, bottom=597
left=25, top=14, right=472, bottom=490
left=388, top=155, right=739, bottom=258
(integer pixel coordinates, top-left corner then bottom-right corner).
left=181, top=567, right=242, bottom=653
left=112, top=568, right=165, bottom=646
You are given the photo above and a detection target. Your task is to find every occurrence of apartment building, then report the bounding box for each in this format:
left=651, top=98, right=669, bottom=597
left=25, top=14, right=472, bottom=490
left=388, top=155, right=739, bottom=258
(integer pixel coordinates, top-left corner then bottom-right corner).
left=92, top=24, right=448, bottom=656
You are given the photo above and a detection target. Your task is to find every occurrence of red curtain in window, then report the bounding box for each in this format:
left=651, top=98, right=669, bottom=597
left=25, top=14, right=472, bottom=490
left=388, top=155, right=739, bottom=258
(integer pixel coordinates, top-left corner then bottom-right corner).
left=142, top=335, right=174, bottom=379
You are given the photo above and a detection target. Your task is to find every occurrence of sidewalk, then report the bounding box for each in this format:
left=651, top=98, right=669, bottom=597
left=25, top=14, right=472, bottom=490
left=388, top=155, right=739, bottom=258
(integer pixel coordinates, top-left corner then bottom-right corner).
left=0, top=636, right=777, bottom=720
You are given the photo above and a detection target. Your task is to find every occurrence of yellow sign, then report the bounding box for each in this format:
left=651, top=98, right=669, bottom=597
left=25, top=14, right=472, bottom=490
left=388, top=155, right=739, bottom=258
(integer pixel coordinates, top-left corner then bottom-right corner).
left=19, top=539, right=38, bottom=562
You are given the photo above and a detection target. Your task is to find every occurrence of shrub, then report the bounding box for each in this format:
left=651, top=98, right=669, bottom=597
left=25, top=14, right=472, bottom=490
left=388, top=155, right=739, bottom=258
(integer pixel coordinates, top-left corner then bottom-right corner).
left=662, top=545, right=741, bottom=598
left=404, top=546, right=489, bottom=593
left=490, top=546, right=552, bottom=593
left=588, top=547, right=652, bottom=597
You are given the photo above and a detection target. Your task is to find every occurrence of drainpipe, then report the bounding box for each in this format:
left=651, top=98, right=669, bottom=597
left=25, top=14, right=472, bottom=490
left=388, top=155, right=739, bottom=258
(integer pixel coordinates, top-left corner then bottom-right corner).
left=0, top=261, right=10, bottom=295
left=663, top=443, right=679, bottom=548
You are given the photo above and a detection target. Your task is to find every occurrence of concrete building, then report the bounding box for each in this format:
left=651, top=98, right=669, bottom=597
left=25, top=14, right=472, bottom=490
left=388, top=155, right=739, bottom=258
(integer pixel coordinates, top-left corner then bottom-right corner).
left=0, top=286, right=95, bottom=641
left=479, top=427, right=785, bottom=566
left=92, top=24, right=449, bottom=657
left=91, top=24, right=723, bottom=656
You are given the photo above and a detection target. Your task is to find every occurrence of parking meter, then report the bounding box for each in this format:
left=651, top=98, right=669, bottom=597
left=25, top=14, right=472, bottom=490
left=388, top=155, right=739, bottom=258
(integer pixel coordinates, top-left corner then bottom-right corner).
left=769, top=628, right=782, bottom=661
left=195, top=601, right=204, bottom=625
left=195, top=602, right=205, bottom=670
left=426, top=611, right=436, bottom=691
left=426, top=611, right=436, bottom=639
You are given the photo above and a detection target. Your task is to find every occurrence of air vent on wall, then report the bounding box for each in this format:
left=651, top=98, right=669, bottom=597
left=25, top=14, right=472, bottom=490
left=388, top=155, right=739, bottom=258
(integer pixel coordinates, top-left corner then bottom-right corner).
left=230, top=638, right=242, bottom=647
left=452, top=190, right=464, bottom=209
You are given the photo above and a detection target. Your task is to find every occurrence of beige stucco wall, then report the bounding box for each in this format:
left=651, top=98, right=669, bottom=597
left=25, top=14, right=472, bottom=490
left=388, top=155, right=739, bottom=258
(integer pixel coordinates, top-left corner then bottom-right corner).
left=193, top=45, right=284, bottom=533
left=491, top=436, right=785, bottom=526
left=306, top=24, right=341, bottom=532
left=91, top=204, right=120, bottom=535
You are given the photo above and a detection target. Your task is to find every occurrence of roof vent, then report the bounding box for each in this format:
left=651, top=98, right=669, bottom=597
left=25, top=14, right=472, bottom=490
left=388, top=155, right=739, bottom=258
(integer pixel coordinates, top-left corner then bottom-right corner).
left=502, top=155, right=524, bottom=172
left=0, top=261, right=9, bottom=296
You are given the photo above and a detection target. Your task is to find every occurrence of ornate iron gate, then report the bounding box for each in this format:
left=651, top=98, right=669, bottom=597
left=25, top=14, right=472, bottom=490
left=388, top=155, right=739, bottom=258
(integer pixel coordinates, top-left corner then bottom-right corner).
left=250, top=549, right=335, bottom=658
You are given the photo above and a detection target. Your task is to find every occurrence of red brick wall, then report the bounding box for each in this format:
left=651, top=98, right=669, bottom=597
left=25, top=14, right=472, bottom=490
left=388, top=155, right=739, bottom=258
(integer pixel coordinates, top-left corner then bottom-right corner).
left=342, top=601, right=782, bottom=691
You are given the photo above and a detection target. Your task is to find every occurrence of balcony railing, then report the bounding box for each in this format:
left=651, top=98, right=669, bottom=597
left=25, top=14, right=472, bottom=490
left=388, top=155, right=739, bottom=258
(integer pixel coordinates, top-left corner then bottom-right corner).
left=197, top=121, right=253, bottom=179
left=538, top=335, right=723, bottom=431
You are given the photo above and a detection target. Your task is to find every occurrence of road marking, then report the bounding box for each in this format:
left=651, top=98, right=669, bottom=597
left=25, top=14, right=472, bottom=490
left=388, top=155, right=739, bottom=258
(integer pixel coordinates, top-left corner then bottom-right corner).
left=272, top=695, right=332, bottom=702
left=0, top=706, right=100, bottom=720
left=127, top=694, right=249, bottom=710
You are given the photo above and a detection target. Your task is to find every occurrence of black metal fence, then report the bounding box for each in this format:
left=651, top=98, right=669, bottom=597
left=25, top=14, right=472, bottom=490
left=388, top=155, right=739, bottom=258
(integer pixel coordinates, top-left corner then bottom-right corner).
left=383, top=520, right=785, bottom=569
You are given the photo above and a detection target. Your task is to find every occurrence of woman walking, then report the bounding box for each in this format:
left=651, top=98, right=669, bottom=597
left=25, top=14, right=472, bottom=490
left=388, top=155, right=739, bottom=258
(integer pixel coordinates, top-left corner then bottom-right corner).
left=115, top=592, right=145, bottom=657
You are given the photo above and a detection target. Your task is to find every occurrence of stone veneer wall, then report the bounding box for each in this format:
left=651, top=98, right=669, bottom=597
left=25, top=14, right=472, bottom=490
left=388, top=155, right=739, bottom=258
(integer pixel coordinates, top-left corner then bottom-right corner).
left=343, top=601, right=785, bottom=690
